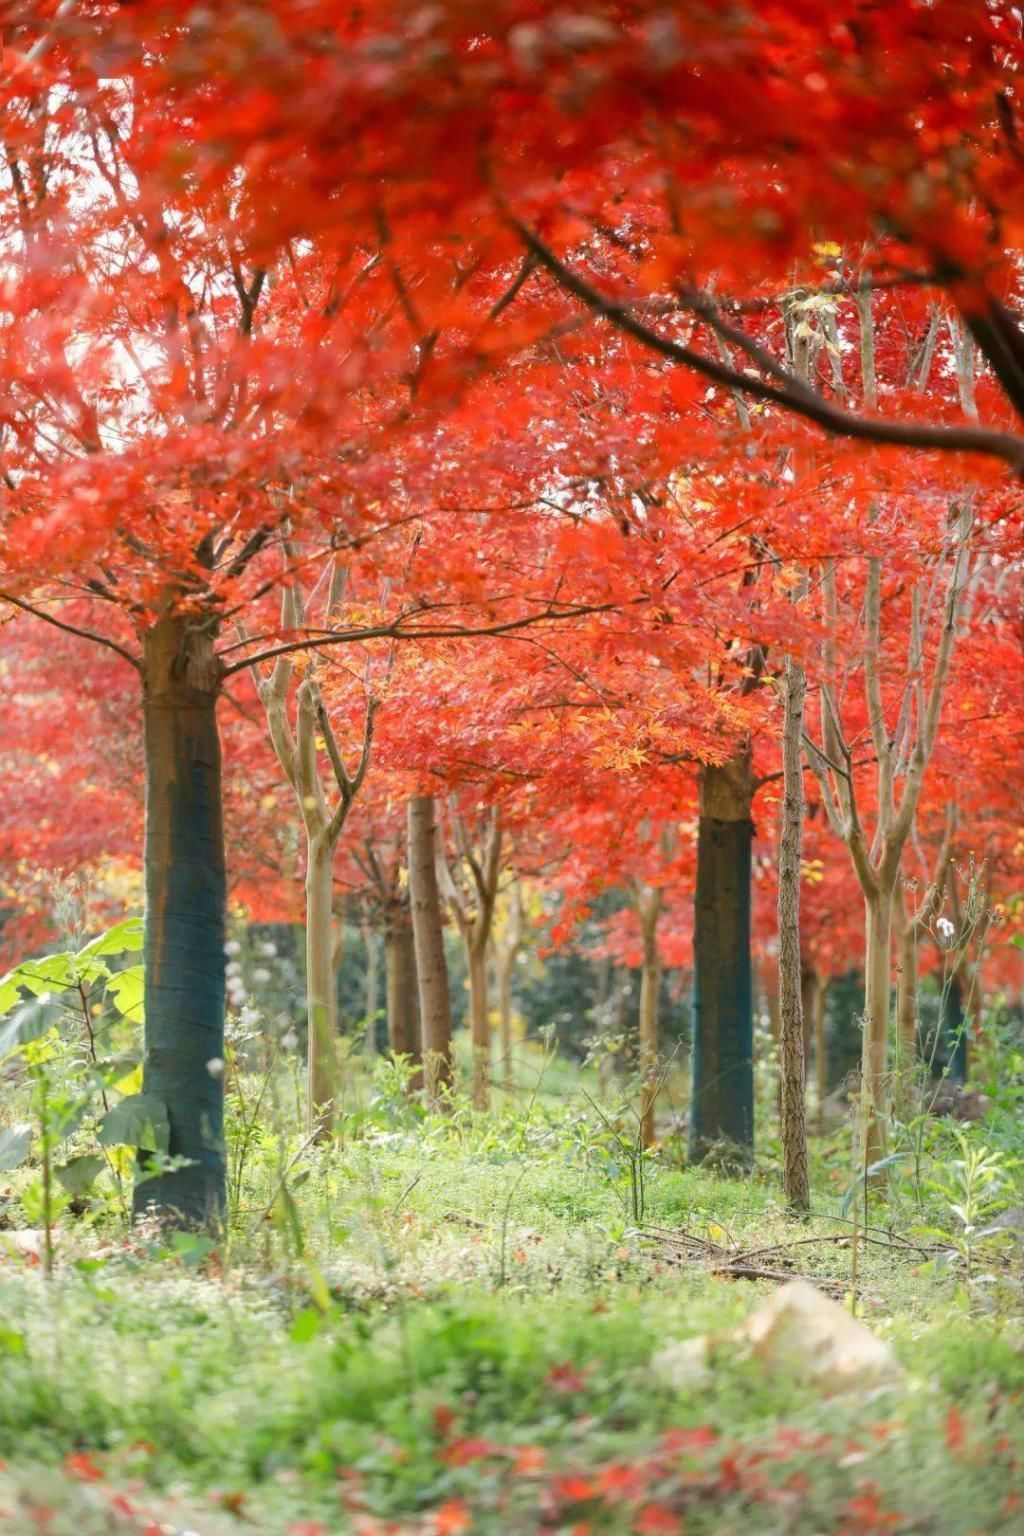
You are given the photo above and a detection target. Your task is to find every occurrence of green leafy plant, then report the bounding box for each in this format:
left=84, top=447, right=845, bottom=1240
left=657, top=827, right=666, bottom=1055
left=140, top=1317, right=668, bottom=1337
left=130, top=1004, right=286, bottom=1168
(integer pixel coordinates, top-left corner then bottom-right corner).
left=921, top=1130, right=1011, bottom=1282
left=0, top=918, right=170, bottom=1240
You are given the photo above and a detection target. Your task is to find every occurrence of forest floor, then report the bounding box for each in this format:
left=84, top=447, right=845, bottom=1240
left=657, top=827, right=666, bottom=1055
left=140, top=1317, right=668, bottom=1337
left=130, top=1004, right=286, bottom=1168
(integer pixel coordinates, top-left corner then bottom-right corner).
left=1, top=1048, right=1023, bottom=1535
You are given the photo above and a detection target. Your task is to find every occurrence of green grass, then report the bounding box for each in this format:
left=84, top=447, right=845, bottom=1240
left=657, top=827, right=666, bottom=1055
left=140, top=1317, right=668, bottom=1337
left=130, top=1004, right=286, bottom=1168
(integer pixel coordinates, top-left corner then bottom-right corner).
left=1, top=1043, right=1023, bottom=1533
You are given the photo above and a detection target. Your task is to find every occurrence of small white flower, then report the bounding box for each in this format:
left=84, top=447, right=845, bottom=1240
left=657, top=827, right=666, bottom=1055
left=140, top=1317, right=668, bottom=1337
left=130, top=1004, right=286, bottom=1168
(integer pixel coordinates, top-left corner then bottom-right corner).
left=224, top=940, right=241, bottom=957
left=280, top=1029, right=299, bottom=1052
left=260, top=942, right=277, bottom=959
left=937, top=916, right=956, bottom=944
left=252, top=967, right=272, bottom=984
left=206, top=1056, right=225, bottom=1078
left=225, top=960, right=242, bottom=978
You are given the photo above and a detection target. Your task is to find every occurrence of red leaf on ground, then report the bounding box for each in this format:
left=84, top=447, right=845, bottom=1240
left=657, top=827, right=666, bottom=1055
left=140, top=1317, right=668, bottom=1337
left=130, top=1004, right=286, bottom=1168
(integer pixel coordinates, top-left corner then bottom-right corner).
left=552, top=1474, right=597, bottom=1503
left=546, top=1362, right=587, bottom=1394
left=634, top=1503, right=682, bottom=1535
left=443, top=1437, right=503, bottom=1466
left=432, top=1499, right=472, bottom=1534
left=662, top=1427, right=718, bottom=1456
left=64, top=1453, right=103, bottom=1482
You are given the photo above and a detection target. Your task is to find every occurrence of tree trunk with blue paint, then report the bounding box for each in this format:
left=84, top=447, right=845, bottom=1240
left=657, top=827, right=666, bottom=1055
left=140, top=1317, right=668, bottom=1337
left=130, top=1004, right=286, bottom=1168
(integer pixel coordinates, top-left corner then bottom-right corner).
left=689, top=752, right=754, bottom=1168
left=134, top=614, right=226, bottom=1230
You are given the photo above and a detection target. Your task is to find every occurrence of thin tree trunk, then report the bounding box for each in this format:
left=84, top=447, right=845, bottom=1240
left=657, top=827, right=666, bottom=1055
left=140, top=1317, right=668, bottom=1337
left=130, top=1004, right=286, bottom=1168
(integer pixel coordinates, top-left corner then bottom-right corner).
left=467, top=940, right=490, bottom=1110
left=136, top=614, right=226, bottom=1231
left=407, top=795, right=453, bottom=1104
left=689, top=752, right=755, bottom=1167
left=385, top=908, right=419, bottom=1061
left=402, top=911, right=424, bottom=1091
left=306, top=832, right=337, bottom=1136
left=861, top=888, right=894, bottom=1169
left=893, top=884, right=920, bottom=1092
left=777, top=654, right=810, bottom=1210
left=638, top=919, right=660, bottom=1148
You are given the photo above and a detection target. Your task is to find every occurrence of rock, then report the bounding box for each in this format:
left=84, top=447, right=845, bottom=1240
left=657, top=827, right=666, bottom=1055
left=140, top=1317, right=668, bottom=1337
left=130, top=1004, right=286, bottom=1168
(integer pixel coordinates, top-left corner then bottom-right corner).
left=653, top=1279, right=903, bottom=1397
left=739, top=1279, right=903, bottom=1392
left=0, top=1229, right=61, bottom=1259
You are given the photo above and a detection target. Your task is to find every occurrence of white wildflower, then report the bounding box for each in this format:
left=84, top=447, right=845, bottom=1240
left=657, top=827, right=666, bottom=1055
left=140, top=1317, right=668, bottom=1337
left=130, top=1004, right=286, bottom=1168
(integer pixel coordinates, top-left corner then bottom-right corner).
left=206, top=1056, right=225, bottom=1078
left=223, top=939, right=241, bottom=957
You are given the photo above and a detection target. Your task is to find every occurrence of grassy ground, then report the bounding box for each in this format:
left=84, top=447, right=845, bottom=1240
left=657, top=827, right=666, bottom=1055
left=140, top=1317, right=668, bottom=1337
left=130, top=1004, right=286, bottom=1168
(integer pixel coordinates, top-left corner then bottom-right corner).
left=1, top=1041, right=1023, bottom=1534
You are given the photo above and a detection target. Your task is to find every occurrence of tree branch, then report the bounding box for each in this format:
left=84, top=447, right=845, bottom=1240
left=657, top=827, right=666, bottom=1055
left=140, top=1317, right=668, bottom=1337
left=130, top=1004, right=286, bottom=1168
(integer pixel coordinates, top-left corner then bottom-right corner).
left=0, top=591, right=140, bottom=671
left=508, top=217, right=1024, bottom=474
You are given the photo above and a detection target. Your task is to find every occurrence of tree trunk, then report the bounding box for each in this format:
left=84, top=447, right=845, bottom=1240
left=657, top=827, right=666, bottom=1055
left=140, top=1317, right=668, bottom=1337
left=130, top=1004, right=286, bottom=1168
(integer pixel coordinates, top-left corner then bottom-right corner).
left=638, top=925, right=660, bottom=1148
left=689, top=753, right=755, bottom=1167
left=861, top=888, right=894, bottom=1170
left=467, top=940, right=490, bottom=1110
left=407, top=795, right=453, bottom=1104
left=306, top=832, right=337, bottom=1136
left=385, top=907, right=420, bottom=1062
left=135, top=615, right=226, bottom=1231
left=893, top=885, right=920, bottom=1080
left=943, top=972, right=968, bottom=1083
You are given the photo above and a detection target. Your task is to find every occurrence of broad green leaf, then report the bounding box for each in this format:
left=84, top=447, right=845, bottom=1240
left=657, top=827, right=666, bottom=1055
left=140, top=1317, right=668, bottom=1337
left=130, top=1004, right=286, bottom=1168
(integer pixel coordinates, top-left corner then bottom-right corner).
left=49, top=1099, right=89, bottom=1144
left=89, top=1053, right=141, bottom=1092
left=74, top=958, right=111, bottom=988
left=107, top=966, right=145, bottom=1022
left=168, top=1232, right=216, bottom=1268
left=12, top=952, right=76, bottom=996
left=0, top=1124, right=32, bottom=1171
left=78, top=918, right=145, bottom=961
left=0, top=970, right=23, bottom=1016
left=291, top=1307, right=323, bottom=1344
left=1012, top=933, right=1024, bottom=950
left=0, top=998, right=58, bottom=1061
left=98, top=1093, right=169, bottom=1153
left=56, top=1153, right=105, bottom=1195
